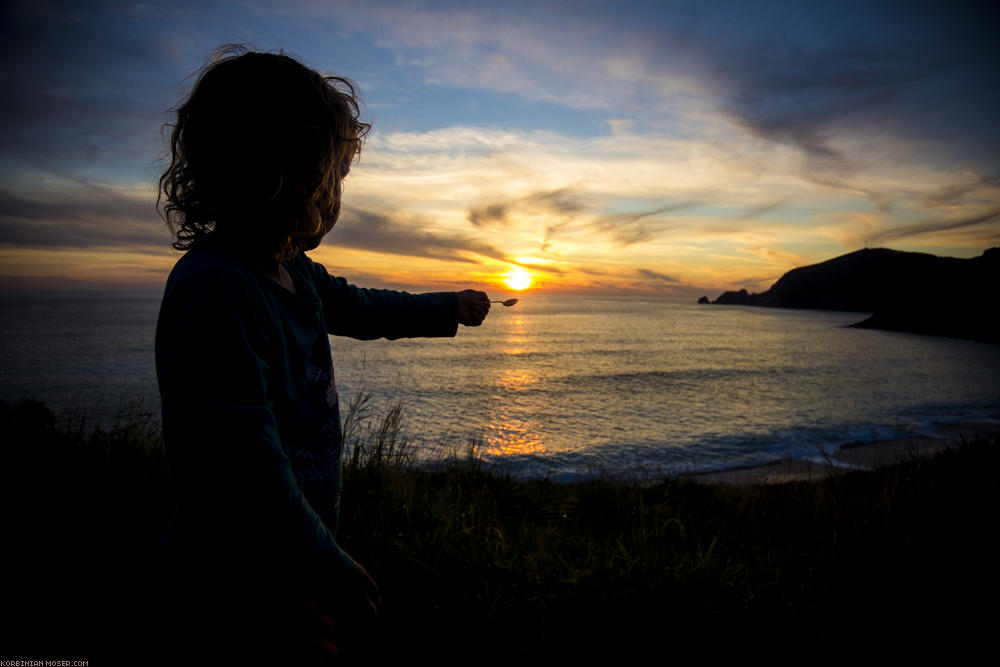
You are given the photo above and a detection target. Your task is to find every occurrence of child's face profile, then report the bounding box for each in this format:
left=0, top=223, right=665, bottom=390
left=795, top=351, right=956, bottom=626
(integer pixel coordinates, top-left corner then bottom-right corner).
left=296, top=169, right=344, bottom=253
left=302, top=214, right=337, bottom=251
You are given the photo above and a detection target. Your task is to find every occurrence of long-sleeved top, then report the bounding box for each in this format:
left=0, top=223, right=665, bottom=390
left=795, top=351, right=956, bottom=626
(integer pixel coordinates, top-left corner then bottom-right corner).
left=155, top=241, right=458, bottom=583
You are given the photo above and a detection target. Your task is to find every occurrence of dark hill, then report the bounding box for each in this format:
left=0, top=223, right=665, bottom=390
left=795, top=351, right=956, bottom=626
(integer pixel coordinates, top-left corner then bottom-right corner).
left=711, top=247, right=999, bottom=343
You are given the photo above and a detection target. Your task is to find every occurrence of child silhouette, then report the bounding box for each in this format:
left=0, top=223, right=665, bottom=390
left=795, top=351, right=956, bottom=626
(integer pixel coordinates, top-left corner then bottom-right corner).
left=155, top=46, right=490, bottom=661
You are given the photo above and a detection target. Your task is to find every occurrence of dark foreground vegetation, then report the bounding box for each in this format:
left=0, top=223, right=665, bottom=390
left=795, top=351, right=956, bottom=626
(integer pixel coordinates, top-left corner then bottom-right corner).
left=2, top=397, right=998, bottom=662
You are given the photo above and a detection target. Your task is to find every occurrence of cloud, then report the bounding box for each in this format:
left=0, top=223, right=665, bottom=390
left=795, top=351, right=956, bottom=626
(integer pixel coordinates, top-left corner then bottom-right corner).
left=467, top=188, right=586, bottom=228
left=285, top=0, right=710, bottom=118
left=336, top=1, right=1000, bottom=181
left=720, top=45, right=929, bottom=161
left=600, top=204, right=697, bottom=247
left=740, top=200, right=784, bottom=220
left=736, top=245, right=812, bottom=270
left=634, top=268, right=680, bottom=284
left=548, top=263, right=699, bottom=296
left=467, top=203, right=510, bottom=228
left=0, top=2, right=183, bottom=180
left=327, top=206, right=515, bottom=265
left=867, top=207, right=1000, bottom=246
left=353, top=118, right=996, bottom=280
left=0, top=184, right=167, bottom=249
left=919, top=176, right=1000, bottom=208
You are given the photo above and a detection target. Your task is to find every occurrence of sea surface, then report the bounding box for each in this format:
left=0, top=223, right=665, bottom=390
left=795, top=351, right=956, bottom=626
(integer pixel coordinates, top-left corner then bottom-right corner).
left=2, top=289, right=999, bottom=480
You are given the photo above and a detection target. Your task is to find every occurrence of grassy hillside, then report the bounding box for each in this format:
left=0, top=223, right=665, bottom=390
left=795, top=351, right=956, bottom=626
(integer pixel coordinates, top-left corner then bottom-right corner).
left=2, top=396, right=998, bottom=661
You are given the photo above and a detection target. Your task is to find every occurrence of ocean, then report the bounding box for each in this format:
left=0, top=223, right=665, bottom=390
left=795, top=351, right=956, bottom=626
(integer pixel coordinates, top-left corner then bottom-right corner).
left=2, top=289, right=999, bottom=480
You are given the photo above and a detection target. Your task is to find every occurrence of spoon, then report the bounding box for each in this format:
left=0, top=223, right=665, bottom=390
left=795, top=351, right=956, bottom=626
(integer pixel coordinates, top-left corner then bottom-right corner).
left=491, top=298, right=519, bottom=306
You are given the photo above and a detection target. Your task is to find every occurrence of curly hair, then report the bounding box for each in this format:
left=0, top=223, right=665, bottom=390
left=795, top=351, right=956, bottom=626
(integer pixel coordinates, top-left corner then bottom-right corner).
left=159, top=46, right=370, bottom=259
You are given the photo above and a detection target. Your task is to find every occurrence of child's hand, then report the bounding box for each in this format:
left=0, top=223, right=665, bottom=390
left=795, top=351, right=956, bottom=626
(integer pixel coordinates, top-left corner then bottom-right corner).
left=457, top=289, right=490, bottom=326
left=348, top=560, right=381, bottom=618
left=305, top=560, right=380, bottom=655
left=313, top=560, right=381, bottom=619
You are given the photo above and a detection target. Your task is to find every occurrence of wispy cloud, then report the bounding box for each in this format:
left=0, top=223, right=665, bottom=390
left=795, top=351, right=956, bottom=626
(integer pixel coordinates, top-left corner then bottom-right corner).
left=0, top=184, right=166, bottom=249
left=600, top=204, right=698, bottom=247
left=919, top=177, right=1000, bottom=209
left=468, top=188, right=586, bottom=228
left=634, top=268, right=680, bottom=284
left=328, top=206, right=514, bottom=265
left=867, top=207, right=1000, bottom=246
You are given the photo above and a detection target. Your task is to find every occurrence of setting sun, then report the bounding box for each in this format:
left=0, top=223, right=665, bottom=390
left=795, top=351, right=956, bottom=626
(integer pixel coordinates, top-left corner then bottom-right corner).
left=503, top=270, right=534, bottom=291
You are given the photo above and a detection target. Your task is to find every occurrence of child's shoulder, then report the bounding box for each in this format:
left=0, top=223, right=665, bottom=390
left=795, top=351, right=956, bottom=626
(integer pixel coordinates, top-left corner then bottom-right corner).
left=286, top=251, right=337, bottom=290
left=168, top=242, right=253, bottom=283
left=163, top=242, right=264, bottom=308
left=288, top=250, right=326, bottom=276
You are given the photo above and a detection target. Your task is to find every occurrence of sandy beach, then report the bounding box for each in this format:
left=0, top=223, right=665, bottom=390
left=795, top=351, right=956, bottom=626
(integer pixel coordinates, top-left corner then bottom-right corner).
left=686, top=420, right=1000, bottom=485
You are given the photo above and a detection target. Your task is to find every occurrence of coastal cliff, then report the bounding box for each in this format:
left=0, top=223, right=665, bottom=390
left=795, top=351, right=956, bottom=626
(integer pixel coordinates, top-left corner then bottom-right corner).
left=710, top=247, right=999, bottom=343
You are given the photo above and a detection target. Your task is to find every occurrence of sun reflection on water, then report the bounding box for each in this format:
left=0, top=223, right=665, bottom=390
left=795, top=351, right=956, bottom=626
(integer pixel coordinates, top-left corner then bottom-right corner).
left=483, top=417, right=547, bottom=458
left=484, top=362, right=545, bottom=456
left=501, top=316, right=531, bottom=355
left=495, top=368, right=538, bottom=392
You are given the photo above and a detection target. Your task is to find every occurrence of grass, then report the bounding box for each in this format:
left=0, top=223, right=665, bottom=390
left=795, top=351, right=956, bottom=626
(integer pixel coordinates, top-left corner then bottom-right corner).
left=2, top=395, right=998, bottom=660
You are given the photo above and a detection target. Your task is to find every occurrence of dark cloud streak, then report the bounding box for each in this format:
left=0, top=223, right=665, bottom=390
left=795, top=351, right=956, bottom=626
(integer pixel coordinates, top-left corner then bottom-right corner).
left=468, top=188, right=586, bottom=228
left=0, top=185, right=167, bottom=249
left=602, top=202, right=696, bottom=246
left=671, top=1, right=1000, bottom=179
left=635, top=268, right=679, bottom=284
left=723, top=46, right=929, bottom=160
left=328, top=207, right=516, bottom=265
left=867, top=207, right=1000, bottom=245
left=740, top=200, right=783, bottom=219
left=919, top=176, right=1000, bottom=208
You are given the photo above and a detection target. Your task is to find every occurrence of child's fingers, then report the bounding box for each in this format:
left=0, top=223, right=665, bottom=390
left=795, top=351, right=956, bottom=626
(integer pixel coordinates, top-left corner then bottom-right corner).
left=457, top=289, right=490, bottom=325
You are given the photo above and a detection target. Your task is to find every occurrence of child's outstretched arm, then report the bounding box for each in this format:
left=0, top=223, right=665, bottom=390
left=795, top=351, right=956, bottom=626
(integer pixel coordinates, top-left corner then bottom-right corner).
left=301, top=256, right=491, bottom=339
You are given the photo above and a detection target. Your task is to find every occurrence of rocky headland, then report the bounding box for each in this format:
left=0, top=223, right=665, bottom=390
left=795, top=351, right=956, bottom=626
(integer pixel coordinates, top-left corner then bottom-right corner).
left=707, top=247, right=999, bottom=343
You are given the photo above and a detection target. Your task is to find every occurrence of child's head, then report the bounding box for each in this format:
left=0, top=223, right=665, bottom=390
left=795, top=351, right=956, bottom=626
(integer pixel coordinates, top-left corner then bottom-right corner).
left=160, top=46, right=369, bottom=259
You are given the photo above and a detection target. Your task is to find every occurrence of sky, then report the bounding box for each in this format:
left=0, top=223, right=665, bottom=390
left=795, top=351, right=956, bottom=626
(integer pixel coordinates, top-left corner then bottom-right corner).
left=1, top=0, right=998, bottom=297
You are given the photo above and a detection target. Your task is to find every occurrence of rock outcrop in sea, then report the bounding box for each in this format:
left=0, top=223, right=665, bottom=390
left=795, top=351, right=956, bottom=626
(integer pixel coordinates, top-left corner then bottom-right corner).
left=706, top=247, right=1000, bottom=344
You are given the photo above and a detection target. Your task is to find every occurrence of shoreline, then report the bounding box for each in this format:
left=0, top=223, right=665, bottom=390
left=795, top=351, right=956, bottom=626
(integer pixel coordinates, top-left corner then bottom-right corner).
left=685, top=420, right=1000, bottom=485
